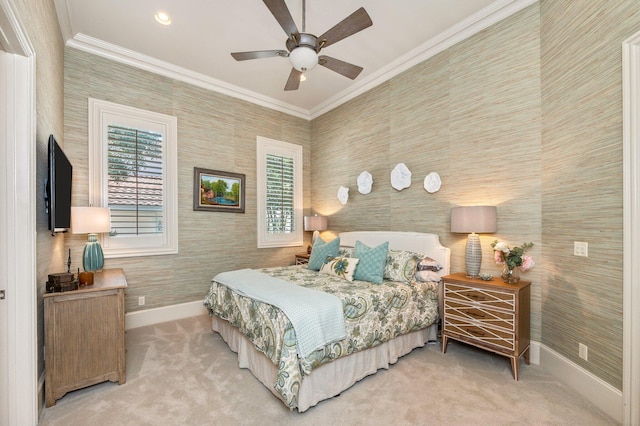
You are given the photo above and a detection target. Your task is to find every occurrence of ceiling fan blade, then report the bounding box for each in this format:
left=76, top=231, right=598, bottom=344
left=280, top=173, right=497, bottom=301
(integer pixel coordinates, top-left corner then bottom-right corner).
left=318, top=55, right=363, bottom=80
left=231, top=50, right=288, bottom=61
left=284, top=68, right=302, bottom=91
left=318, top=7, right=372, bottom=49
left=263, top=0, right=299, bottom=38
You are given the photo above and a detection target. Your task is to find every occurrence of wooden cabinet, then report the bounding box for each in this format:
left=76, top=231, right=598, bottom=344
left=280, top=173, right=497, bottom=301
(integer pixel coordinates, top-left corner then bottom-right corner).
left=441, top=272, right=530, bottom=380
left=295, top=253, right=310, bottom=265
left=44, top=268, right=127, bottom=406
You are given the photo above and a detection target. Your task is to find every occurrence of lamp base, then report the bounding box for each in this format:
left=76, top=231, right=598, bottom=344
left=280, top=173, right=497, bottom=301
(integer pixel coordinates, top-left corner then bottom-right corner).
left=83, top=234, right=104, bottom=272
left=465, top=232, right=482, bottom=278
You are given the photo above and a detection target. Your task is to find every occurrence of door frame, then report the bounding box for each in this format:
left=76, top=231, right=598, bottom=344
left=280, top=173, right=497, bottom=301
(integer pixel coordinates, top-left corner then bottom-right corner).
left=622, top=30, right=640, bottom=426
left=0, top=0, right=37, bottom=424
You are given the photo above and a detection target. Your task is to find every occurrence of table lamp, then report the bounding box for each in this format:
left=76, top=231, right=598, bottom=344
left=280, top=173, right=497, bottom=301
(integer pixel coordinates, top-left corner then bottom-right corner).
left=71, top=207, right=111, bottom=283
left=304, top=214, right=328, bottom=246
left=450, top=206, right=497, bottom=278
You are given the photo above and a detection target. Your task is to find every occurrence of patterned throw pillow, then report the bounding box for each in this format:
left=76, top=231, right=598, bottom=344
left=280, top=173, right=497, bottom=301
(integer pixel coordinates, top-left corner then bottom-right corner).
left=353, top=240, right=389, bottom=284
left=319, top=257, right=360, bottom=282
left=307, top=237, right=340, bottom=271
left=338, top=246, right=354, bottom=258
left=384, top=250, right=422, bottom=283
left=415, top=256, right=444, bottom=282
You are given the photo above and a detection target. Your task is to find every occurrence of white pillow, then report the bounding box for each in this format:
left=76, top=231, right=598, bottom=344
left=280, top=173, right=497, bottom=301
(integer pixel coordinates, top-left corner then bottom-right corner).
left=320, top=257, right=360, bottom=282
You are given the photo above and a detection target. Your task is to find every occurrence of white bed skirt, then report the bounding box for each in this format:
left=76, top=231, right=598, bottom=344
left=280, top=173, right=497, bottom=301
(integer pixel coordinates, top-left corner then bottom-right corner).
left=211, top=316, right=438, bottom=412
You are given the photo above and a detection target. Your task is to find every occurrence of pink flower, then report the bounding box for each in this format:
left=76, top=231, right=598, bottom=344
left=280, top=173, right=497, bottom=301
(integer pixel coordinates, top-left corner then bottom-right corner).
left=521, top=255, right=535, bottom=271
left=494, top=250, right=505, bottom=264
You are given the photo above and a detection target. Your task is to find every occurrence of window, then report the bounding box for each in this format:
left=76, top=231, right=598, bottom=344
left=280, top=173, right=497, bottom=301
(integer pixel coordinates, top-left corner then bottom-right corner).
left=257, top=136, right=303, bottom=248
left=89, top=98, right=178, bottom=257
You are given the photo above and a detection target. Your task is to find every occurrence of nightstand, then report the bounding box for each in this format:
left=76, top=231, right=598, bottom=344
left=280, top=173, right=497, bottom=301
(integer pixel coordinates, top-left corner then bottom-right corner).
left=44, top=268, right=127, bottom=406
left=295, top=252, right=310, bottom=265
left=441, top=272, right=530, bottom=380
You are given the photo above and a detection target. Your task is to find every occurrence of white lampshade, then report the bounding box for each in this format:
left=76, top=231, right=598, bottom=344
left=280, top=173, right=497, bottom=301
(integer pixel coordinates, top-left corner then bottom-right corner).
left=289, top=46, right=318, bottom=72
left=451, top=206, right=497, bottom=278
left=304, top=215, right=327, bottom=232
left=450, top=206, right=497, bottom=234
left=71, top=207, right=111, bottom=234
left=304, top=214, right=328, bottom=246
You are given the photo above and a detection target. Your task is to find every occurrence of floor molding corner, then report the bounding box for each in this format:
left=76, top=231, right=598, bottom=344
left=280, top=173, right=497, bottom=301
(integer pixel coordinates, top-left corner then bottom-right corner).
left=540, top=343, right=622, bottom=423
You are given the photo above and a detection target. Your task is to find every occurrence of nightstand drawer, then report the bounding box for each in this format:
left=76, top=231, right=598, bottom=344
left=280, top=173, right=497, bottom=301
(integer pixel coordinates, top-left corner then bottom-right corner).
left=445, top=322, right=515, bottom=351
left=444, top=283, right=515, bottom=311
left=444, top=302, right=515, bottom=331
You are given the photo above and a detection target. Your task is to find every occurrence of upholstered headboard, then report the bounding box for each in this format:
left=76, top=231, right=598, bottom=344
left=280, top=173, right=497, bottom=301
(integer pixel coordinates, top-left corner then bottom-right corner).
left=338, top=231, right=451, bottom=277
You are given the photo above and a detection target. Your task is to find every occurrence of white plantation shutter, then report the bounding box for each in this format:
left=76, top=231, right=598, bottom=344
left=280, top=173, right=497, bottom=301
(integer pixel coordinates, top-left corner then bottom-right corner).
left=266, top=153, right=295, bottom=233
left=257, top=136, right=302, bottom=248
left=107, top=125, right=164, bottom=236
left=89, top=98, right=178, bottom=257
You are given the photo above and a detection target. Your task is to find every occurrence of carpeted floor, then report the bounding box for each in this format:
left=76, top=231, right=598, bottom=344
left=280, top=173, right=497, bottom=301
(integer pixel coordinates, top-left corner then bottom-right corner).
left=38, top=315, right=616, bottom=425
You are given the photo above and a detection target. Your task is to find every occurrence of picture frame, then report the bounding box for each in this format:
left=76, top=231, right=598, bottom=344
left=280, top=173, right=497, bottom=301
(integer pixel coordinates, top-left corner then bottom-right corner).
left=193, top=167, right=245, bottom=213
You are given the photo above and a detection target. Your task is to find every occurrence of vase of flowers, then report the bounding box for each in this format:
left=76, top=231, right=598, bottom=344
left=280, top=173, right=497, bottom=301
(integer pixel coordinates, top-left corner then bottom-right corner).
left=491, top=240, right=535, bottom=284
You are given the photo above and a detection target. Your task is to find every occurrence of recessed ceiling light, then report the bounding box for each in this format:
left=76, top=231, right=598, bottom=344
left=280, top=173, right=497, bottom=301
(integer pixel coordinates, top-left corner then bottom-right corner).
left=155, top=11, right=171, bottom=25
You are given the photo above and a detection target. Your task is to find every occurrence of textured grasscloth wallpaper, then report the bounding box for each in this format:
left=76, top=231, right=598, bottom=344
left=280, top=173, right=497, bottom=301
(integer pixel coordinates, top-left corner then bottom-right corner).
left=63, top=48, right=311, bottom=315
left=61, top=0, right=640, bottom=391
left=539, top=0, right=640, bottom=391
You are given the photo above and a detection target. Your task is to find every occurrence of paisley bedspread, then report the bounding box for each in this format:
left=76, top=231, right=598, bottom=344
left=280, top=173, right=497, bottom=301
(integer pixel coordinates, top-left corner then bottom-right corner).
left=203, top=265, right=439, bottom=410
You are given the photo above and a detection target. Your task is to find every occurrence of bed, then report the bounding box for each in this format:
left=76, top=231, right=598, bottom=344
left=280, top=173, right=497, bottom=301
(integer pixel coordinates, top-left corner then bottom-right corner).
left=203, top=231, right=451, bottom=412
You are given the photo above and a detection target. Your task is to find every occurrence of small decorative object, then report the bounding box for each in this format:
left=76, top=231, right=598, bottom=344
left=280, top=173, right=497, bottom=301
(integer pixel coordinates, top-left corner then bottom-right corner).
left=357, top=171, right=373, bottom=195
left=491, top=240, right=535, bottom=284
left=450, top=206, right=497, bottom=278
left=423, top=172, right=441, bottom=193
left=478, top=273, right=493, bottom=281
left=307, top=245, right=312, bottom=254
left=390, top=163, right=412, bottom=191
left=193, top=167, right=245, bottom=213
left=337, top=186, right=349, bottom=205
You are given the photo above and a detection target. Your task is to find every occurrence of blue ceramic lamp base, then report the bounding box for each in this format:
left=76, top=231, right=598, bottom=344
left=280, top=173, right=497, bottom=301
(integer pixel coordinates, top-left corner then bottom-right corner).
left=83, top=233, right=104, bottom=272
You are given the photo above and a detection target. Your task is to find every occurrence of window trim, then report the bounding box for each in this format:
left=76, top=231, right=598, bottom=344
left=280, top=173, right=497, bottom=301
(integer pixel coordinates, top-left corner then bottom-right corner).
left=88, top=98, right=178, bottom=258
left=256, top=136, right=303, bottom=248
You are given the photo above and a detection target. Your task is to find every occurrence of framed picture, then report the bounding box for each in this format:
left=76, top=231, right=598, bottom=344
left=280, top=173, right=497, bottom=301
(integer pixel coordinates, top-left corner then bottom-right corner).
left=193, top=167, right=245, bottom=213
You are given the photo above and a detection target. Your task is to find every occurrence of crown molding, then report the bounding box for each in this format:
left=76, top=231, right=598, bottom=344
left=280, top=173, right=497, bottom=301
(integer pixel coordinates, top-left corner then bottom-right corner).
left=59, top=0, right=536, bottom=121
left=66, top=34, right=311, bottom=120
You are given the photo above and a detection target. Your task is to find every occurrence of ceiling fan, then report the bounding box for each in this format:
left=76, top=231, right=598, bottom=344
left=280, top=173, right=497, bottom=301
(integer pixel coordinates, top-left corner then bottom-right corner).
left=231, top=0, right=373, bottom=91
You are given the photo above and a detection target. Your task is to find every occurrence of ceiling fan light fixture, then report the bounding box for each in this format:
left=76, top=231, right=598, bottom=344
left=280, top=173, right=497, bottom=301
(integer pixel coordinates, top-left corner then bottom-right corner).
left=289, top=46, right=318, bottom=72
left=300, top=71, right=307, bottom=82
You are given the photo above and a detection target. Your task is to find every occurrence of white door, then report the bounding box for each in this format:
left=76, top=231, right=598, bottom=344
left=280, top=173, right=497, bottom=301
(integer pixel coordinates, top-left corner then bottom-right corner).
left=0, top=2, right=38, bottom=420
left=0, top=47, right=10, bottom=426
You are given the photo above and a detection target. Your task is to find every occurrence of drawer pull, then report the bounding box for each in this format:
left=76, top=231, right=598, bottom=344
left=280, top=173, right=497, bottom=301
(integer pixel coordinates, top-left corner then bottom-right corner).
left=469, top=294, right=486, bottom=301
left=468, top=311, right=486, bottom=319
left=468, top=329, right=486, bottom=336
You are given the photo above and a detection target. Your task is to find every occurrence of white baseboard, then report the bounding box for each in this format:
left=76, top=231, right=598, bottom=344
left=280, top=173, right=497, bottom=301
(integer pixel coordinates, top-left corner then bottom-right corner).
left=125, top=300, right=208, bottom=330
left=539, top=342, right=622, bottom=424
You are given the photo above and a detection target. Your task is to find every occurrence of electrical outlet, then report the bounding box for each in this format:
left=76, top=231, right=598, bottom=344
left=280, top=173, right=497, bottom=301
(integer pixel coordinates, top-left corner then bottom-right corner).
left=579, top=343, right=588, bottom=361
left=574, top=241, right=588, bottom=257
left=138, top=296, right=145, bottom=306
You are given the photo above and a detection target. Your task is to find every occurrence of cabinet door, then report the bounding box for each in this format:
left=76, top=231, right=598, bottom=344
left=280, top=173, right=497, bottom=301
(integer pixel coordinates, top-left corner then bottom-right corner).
left=48, top=290, right=122, bottom=391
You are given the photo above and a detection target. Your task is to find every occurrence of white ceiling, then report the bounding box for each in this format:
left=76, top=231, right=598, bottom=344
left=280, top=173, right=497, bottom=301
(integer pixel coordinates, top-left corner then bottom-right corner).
left=54, top=0, right=533, bottom=119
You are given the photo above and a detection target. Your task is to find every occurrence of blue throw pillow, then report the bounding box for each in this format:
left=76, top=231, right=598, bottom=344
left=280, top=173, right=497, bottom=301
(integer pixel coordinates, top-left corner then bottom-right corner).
left=353, top=240, right=389, bottom=284
left=307, top=237, right=340, bottom=271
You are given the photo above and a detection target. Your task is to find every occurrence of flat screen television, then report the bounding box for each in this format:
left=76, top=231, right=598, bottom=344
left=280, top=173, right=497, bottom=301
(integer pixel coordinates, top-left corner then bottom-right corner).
left=46, top=135, right=73, bottom=234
